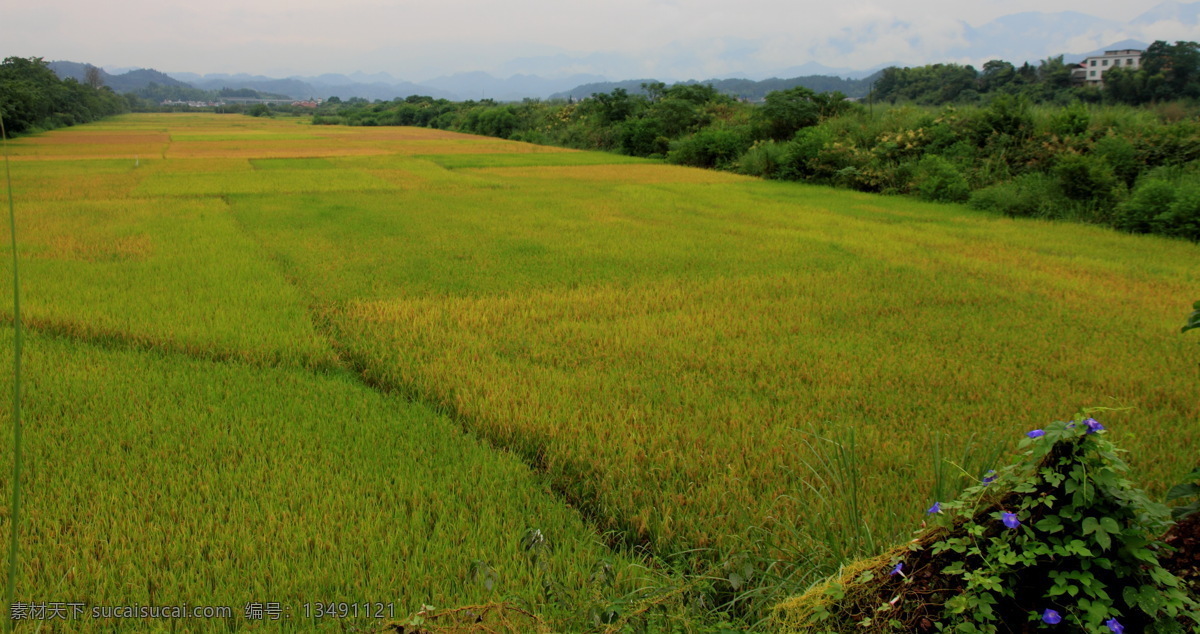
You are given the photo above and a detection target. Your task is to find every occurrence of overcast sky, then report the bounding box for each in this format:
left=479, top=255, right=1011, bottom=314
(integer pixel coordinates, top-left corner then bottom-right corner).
left=2, top=1, right=1193, bottom=80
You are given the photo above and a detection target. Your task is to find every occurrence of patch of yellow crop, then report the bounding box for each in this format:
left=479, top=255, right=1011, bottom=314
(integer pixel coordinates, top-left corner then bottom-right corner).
left=164, top=138, right=390, bottom=159
left=39, top=233, right=153, bottom=262
left=138, top=157, right=255, bottom=174
left=363, top=140, right=573, bottom=155
left=18, top=131, right=171, bottom=145
left=15, top=200, right=156, bottom=262
left=134, top=168, right=394, bottom=196
left=5, top=142, right=168, bottom=160
left=469, top=163, right=753, bottom=184
left=5, top=160, right=141, bottom=202
left=317, top=127, right=479, bottom=142
left=0, top=194, right=337, bottom=368
left=327, top=219, right=1200, bottom=557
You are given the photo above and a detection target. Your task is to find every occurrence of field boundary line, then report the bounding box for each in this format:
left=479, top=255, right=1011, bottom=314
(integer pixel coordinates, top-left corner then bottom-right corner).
left=0, top=313, right=342, bottom=375
left=217, top=195, right=666, bottom=568
left=310, top=304, right=685, bottom=566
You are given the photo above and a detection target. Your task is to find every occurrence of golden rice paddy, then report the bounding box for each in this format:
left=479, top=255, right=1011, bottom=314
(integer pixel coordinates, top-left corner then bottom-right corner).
left=0, top=113, right=1196, bottom=630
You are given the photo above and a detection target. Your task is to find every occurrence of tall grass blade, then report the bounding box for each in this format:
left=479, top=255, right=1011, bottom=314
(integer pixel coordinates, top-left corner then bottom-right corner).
left=1, top=113, right=24, bottom=634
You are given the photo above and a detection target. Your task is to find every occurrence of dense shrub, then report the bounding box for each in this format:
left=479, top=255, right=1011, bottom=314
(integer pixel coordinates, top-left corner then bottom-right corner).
left=967, top=95, right=1034, bottom=147
left=1093, top=134, right=1141, bottom=187
left=738, top=140, right=789, bottom=179
left=1135, top=120, right=1200, bottom=168
left=618, top=117, right=669, bottom=157
left=969, top=173, right=1064, bottom=218
left=667, top=126, right=752, bottom=169
left=1116, top=179, right=1177, bottom=233
left=913, top=155, right=970, bottom=202
left=1054, top=153, right=1121, bottom=207
left=1047, top=101, right=1090, bottom=137
left=777, top=126, right=835, bottom=180
left=1155, top=181, right=1200, bottom=240
left=462, top=107, right=519, bottom=139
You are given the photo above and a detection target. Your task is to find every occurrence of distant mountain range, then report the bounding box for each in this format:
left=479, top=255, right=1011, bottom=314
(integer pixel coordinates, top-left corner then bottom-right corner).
left=47, top=1, right=1199, bottom=103
left=48, top=61, right=190, bottom=94
left=548, top=75, right=884, bottom=102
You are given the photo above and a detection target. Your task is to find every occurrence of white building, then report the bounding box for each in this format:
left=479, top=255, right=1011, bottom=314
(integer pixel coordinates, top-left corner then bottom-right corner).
left=1073, top=49, right=1143, bottom=86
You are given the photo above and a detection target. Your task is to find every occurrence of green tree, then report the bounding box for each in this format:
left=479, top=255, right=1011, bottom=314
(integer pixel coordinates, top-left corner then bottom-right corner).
left=1143, top=40, right=1200, bottom=99
left=589, top=88, right=641, bottom=124
left=0, top=56, right=125, bottom=134
left=978, top=59, right=1016, bottom=93
left=1036, top=55, right=1073, bottom=89
left=754, top=86, right=821, bottom=141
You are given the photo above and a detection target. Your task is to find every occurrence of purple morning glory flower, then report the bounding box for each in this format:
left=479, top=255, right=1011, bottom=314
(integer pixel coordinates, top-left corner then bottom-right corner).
left=890, top=562, right=903, bottom=576
left=1105, top=618, right=1123, bottom=634
left=1027, top=429, right=1045, bottom=438
left=982, top=471, right=997, bottom=485
left=926, top=501, right=941, bottom=514
left=1042, top=609, right=1062, bottom=625
left=1002, top=512, right=1020, bottom=529
left=1084, top=418, right=1105, bottom=434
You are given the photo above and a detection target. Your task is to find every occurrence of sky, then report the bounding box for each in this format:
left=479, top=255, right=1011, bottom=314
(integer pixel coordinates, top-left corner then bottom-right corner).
left=2, top=0, right=1196, bottom=81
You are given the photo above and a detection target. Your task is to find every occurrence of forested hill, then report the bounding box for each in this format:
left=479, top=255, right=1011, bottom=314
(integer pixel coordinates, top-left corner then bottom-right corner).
left=550, top=73, right=881, bottom=101
left=1, top=57, right=128, bottom=135
left=47, top=61, right=191, bottom=94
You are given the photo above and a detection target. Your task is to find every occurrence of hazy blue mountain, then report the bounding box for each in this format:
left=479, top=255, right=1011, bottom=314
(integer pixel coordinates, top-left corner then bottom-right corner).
left=954, top=11, right=1125, bottom=62
left=306, top=81, right=456, bottom=101
left=419, top=71, right=609, bottom=101
left=768, top=61, right=889, bottom=81
left=48, top=60, right=100, bottom=82
left=170, top=71, right=452, bottom=101
left=1132, top=1, right=1200, bottom=25
left=172, top=74, right=317, bottom=99
left=49, top=61, right=193, bottom=93
left=549, top=73, right=882, bottom=102
left=493, top=52, right=627, bottom=81
left=549, top=79, right=661, bottom=101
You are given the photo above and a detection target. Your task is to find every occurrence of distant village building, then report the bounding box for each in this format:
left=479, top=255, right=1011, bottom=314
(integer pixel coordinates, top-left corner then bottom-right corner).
left=1072, top=49, right=1142, bottom=87
left=161, top=100, right=227, bottom=108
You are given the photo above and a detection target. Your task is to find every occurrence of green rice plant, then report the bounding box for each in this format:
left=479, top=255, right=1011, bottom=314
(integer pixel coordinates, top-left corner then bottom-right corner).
left=0, top=332, right=674, bottom=632
left=0, top=191, right=335, bottom=368
left=421, top=151, right=644, bottom=170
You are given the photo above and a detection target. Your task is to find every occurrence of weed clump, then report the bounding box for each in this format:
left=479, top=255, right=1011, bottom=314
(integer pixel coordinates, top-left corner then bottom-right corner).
left=774, top=415, right=1200, bottom=632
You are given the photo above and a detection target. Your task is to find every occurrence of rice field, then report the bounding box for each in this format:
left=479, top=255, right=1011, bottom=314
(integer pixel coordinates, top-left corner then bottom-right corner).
left=1, top=113, right=1197, bottom=630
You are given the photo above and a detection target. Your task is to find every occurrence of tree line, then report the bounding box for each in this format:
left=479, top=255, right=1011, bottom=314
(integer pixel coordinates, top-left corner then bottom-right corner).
left=0, top=57, right=128, bottom=135
left=874, top=41, right=1200, bottom=105
left=312, top=41, right=1200, bottom=242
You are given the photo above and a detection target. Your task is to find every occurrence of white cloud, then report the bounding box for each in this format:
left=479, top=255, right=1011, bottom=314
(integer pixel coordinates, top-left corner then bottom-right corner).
left=1135, top=19, right=1200, bottom=42
left=2, top=0, right=1197, bottom=79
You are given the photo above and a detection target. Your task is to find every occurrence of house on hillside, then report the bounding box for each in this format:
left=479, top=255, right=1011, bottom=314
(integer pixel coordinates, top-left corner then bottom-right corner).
left=1072, top=49, right=1143, bottom=86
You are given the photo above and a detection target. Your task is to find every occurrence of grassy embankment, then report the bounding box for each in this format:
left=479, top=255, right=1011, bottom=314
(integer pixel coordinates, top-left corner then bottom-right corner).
left=1, top=113, right=1197, bottom=629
